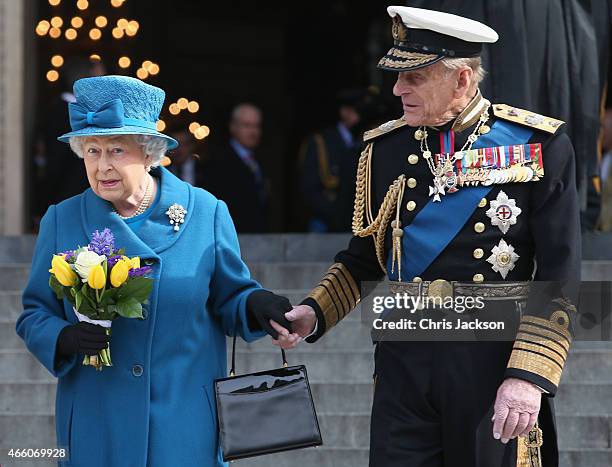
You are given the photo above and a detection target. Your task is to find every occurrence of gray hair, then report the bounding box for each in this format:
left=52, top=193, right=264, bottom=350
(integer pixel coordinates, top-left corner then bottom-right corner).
left=230, top=103, right=262, bottom=123
left=68, top=134, right=168, bottom=167
left=441, top=57, right=486, bottom=87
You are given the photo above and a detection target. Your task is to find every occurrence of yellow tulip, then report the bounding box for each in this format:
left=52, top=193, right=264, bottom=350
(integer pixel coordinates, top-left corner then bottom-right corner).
left=110, top=260, right=129, bottom=287
left=87, top=264, right=106, bottom=290
left=49, top=255, right=78, bottom=287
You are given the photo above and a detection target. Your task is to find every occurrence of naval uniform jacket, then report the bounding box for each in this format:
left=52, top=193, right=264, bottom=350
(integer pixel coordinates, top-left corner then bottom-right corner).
left=302, top=96, right=581, bottom=456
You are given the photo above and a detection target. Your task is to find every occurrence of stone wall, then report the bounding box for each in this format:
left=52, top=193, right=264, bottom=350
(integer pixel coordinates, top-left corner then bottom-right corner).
left=0, top=0, right=25, bottom=234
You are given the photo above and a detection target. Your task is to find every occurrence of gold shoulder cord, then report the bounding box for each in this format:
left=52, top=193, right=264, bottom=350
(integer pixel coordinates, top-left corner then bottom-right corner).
left=352, top=142, right=406, bottom=273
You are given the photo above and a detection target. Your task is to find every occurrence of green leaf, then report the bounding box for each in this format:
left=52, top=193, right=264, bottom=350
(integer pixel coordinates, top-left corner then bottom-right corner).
left=116, top=297, right=143, bottom=319
left=49, top=275, right=65, bottom=300
left=118, top=277, right=153, bottom=303
left=75, top=289, right=83, bottom=311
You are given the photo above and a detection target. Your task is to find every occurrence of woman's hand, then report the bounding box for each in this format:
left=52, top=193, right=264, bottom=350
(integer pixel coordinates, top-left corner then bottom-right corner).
left=246, top=289, right=294, bottom=339
left=56, top=322, right=110, bottom=357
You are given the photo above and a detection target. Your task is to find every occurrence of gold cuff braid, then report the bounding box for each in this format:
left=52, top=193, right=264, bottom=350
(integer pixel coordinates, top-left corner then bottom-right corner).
left=507, top=310, right=572, bottom=389
left=352, top=142, right=406, bottom=272
left=306, top=263, right=361, bottom=334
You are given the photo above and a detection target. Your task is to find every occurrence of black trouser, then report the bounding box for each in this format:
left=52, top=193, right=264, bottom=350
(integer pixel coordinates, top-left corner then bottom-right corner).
left=369, top=340, right=520, bottom=467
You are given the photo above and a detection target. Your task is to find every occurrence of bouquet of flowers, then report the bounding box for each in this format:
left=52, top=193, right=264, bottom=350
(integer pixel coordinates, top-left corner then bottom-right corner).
left=48, top=228, right=153, bottom=371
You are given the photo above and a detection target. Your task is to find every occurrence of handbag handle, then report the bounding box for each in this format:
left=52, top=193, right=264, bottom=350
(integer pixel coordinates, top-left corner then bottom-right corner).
left=230, top=319, right=288, bottom=377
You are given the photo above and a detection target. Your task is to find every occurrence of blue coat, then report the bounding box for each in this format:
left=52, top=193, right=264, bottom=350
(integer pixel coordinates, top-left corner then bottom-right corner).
left=16, top=167, right=265, bottom=466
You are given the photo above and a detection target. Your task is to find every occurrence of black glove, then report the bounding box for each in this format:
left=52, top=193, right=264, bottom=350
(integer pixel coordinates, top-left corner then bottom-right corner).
left=56, top=322, right=110, bottom=357
left=246, top=289, right=293, bottom=339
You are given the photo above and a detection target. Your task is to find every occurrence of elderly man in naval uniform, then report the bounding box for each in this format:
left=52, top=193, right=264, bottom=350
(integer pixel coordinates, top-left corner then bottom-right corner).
left=265, top=6, right=580, bottom=467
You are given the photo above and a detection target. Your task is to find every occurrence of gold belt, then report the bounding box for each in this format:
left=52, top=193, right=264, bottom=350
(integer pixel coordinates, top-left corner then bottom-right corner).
left=389, top=280, right=530, bottom=301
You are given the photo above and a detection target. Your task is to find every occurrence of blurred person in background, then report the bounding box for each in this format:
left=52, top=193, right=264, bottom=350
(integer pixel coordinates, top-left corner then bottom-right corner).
left=300, top=87, right=389, bottom=232
left=201, top=103, right=268, bottom=233
left=598, top=109, right=612, bottom=231
left=31, top=56, right=106, bottom=230
left=166, top=124, right=205, bottom=187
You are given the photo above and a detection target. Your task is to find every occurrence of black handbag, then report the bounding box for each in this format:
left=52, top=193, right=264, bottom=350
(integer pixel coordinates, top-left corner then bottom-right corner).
left=214, top=332, right=323, bottom=462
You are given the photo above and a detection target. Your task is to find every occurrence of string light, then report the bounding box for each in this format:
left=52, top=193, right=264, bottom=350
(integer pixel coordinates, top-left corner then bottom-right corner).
left=51, top=55, right=64, bottom=67
left=126, top=20, right=139, bottom=36
left=49, top=0, right=61, bottom=5
left=187, top=101, right=199, bottom=113
left=89, top=28, right=102, bottom=40
left=118, top=56, right=131, bottom=68
left=76, top=0, right=89, bottom=10
left=177, top=98, right=188, bottom=110
left=194, top=126, right=210, bottom=140
left=136, top=68, right=148, bottom=80
left=188, top=122, right=200, bottom=133
left=65, top=28, right=77, bottom=40
left=156, top=120, right=166, bottom=132
left=142, top=60, right=153, bottom=71
left=169, top=104, right=180, bottom=115
left=110, top=0, right=125, bottom=7
left=49, top=27, right=61, bottom=39
left=112, top=27, right=124, bottom=39
left=46, top=70, right=60, bottom=82
left=50, top=16, right=63, bottom=28
left=95, top=16, right=108, bottom=28
left=36, top=21, right=51, bottom=36
left=149, top=64, right=160, bottom=75
left=90, top=54, right=101, bottom=61
left=117, top=18, right=129, bottom=30
left=71, top=16, right=83, bottom=28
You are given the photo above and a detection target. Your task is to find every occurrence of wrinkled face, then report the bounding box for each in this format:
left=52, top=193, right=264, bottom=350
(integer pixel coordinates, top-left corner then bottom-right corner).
left=81, top=135, right=149, bottom=204
left=230, top=107, right=262, bottom=149
left=393, top=62, right=457, bottom=127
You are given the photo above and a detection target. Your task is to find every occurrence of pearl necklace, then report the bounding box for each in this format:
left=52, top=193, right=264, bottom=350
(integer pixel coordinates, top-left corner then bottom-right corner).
left=414, top=100, right=491, bottom=202
left=114, top=176, right=153, bottom=220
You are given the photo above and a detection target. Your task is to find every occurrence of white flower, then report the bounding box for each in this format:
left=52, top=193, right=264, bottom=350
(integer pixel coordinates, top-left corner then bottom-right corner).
left=74, top=250, right=106, bottom=282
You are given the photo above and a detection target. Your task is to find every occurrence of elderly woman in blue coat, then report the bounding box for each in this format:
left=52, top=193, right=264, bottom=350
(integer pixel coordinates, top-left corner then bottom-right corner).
left=16, top=75, right=299, bottom=466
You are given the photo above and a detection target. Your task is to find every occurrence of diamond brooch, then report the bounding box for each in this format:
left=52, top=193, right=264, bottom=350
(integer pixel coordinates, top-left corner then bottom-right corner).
left=165, top=203, right=187, bottom=232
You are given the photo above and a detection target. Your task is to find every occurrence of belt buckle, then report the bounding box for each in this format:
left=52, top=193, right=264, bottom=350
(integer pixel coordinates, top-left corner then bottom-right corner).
left=427, top=279, right=453, bottom=301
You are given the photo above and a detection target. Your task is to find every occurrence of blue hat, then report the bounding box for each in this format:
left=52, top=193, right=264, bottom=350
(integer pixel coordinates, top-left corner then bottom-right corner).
left=58, top=75, right=178, bottom=149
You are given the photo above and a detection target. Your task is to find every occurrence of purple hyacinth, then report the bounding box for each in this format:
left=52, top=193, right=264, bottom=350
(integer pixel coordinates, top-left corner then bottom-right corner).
left=107, top=255, right=122, bottom=268
left=89, top=228, right=114, bottom=256
left=128, top=266, right=153, bottom=278
left=62, top=250, right=76, bottom=262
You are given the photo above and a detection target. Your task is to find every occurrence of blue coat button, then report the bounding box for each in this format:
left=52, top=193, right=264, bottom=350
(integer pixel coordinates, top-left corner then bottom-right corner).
left=132, top=365, right=143, bottom=377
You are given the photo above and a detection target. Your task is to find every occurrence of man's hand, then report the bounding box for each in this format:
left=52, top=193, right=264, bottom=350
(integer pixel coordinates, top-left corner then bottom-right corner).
left=271, top=305, right=317, bottom=350
left=492, top=378, right=542, bottom=443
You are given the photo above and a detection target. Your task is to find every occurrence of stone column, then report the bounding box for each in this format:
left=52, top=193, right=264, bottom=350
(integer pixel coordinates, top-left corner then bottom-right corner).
left=0, top=0, right=25, bottom=234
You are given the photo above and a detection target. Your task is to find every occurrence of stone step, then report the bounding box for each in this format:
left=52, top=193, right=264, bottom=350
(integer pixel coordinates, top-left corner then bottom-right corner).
left=4, top=260, right=612, bottom=292
left=3, top=343, right=612, bottom=387
left=0, top=412, right=612, bottom=466
left=0, top=292, right=22, bottom=320
left=0, top=265, right=31, bottom=292
left=0, top=445, right=609, bottom=467
left=559, top=449, right=612, bottom=467
left=2, top=375, right=610, bottom=421
left=0, top=414, right=55, bottom=449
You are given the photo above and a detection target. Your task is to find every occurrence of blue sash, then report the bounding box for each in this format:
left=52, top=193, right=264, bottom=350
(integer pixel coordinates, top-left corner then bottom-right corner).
left=387, top=120, right=534, bottom=280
